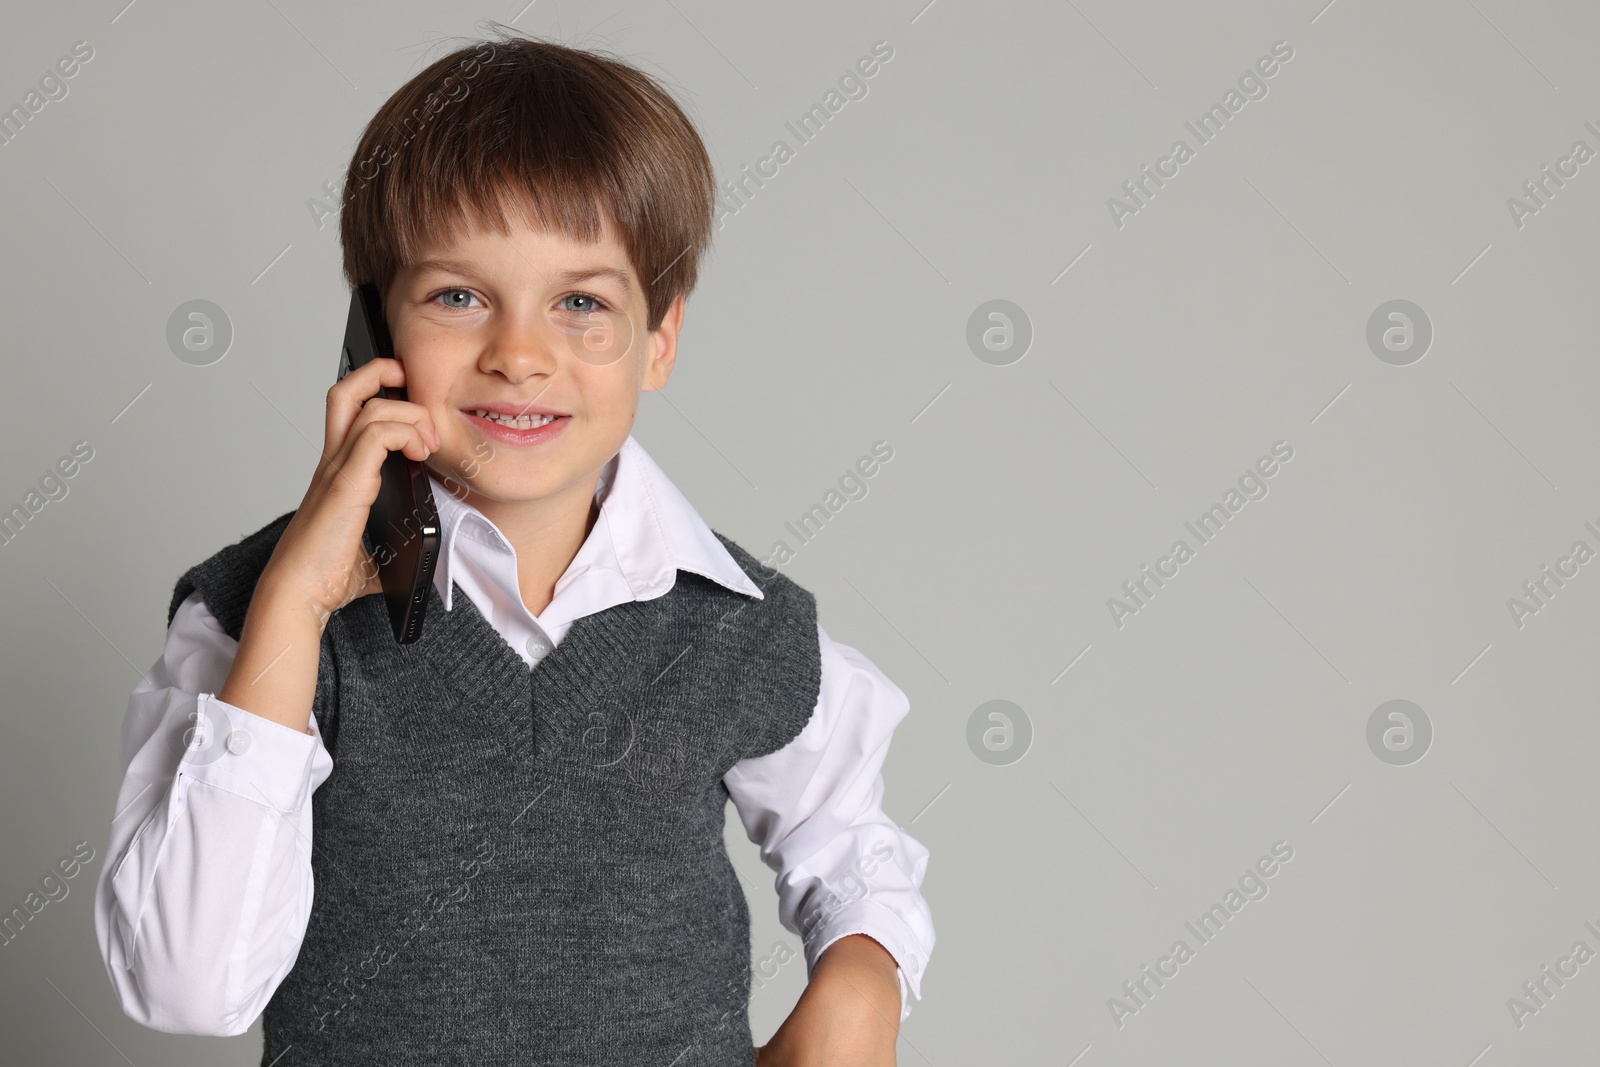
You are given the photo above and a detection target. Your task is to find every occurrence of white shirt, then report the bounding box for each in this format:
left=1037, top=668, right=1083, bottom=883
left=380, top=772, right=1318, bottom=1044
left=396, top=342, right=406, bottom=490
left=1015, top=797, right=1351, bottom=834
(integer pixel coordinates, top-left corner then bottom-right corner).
left=93, top=435, right=933, bottom=1036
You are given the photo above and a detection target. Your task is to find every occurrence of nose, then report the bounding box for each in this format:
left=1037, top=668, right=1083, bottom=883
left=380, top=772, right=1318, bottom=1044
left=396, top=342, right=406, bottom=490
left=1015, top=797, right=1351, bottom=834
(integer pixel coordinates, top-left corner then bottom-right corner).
left=476, top=303, right=560, bottom=385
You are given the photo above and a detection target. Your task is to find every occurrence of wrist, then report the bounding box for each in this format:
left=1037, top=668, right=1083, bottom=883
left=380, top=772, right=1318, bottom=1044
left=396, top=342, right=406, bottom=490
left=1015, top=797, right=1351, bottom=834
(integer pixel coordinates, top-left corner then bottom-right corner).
left=256, top=560, right=351, bottom=635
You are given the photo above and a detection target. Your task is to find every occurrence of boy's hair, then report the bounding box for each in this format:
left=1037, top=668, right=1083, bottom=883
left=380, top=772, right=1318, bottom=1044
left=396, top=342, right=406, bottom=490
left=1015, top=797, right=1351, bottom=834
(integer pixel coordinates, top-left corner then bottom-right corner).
left=339, top=27, right=716, bottom=332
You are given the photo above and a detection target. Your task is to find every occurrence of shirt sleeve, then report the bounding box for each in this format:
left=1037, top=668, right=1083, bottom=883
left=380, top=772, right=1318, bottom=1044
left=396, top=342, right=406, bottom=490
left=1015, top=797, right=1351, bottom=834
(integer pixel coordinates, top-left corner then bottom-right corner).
left=93, top=589, right=333, bottom=1035
left=723, top=622, right=935, bottom=1023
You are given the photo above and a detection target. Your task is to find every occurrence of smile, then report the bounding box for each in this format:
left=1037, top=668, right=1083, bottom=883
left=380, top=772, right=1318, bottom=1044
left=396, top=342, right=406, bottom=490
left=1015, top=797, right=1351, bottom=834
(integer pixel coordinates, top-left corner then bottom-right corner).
left=471, top=410, right=559, bottom=428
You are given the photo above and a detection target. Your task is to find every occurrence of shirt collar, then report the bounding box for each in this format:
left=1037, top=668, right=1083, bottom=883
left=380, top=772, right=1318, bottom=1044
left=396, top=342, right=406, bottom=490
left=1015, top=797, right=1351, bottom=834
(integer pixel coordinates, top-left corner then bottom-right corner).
left=424, top=434, right=764, bottom=613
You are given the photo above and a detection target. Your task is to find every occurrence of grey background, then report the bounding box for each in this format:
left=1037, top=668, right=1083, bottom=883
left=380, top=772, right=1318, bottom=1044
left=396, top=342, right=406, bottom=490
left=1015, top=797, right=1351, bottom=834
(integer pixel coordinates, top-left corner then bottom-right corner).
left=2, top=0, right=1596, bottom=1063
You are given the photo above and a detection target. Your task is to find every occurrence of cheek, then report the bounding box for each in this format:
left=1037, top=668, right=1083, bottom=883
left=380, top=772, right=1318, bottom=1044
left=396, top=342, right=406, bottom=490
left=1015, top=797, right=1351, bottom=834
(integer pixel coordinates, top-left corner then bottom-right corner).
left=402, top=365, right=452, bottom=413
left=395, top=338, right=464, bottom=406
left=572, top=356, right=644, bottom=407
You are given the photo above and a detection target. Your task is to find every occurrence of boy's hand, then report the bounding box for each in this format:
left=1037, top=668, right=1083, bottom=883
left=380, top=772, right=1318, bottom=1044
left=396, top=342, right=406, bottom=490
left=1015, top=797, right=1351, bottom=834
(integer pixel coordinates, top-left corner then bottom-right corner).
left=260, top=356, right=440, bottom=626
left=755, top=935, right=900, bottom=1067
left=216, top=357, right=438, bottom=735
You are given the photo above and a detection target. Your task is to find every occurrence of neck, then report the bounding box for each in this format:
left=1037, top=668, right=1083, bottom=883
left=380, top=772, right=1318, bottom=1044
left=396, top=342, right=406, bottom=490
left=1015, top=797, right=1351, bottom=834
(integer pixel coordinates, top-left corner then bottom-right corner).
left=438, top=468, right=604, bottom=618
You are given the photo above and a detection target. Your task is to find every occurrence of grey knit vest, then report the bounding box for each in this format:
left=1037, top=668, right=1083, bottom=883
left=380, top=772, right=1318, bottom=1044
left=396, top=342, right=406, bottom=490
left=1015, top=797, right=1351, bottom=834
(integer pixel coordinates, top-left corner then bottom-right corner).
left=168, top=508, right=822, bottom=1066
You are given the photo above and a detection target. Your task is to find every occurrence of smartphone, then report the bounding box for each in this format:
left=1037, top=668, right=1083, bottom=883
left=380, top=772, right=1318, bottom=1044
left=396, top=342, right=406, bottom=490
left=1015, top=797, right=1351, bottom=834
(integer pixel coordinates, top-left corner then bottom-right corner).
left=336, top=283, right=439, bottom=644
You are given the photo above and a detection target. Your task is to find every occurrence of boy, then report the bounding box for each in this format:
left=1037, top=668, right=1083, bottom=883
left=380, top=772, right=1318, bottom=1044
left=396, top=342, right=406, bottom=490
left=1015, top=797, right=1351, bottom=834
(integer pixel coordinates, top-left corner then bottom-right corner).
left=93, top=29, right=933, bottom=1067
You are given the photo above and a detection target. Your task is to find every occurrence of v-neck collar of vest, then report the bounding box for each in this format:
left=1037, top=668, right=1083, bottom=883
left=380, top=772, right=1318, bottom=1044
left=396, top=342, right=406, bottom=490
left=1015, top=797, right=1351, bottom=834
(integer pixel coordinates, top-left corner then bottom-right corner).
left=412, top=572, right=656, bottom=713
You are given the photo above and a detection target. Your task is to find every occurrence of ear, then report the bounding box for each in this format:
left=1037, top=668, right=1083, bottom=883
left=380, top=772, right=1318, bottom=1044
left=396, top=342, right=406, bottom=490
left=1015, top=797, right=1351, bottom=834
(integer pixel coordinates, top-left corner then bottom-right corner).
left=641, top=294, right=685, bottom=392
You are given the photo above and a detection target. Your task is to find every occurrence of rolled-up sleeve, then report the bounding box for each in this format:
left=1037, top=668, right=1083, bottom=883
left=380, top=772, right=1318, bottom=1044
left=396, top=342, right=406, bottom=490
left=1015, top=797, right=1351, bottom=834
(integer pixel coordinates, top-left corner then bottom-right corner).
left=724, top=622, right=935, bottom=1021
left=94, top=591, right=332, bottom=1034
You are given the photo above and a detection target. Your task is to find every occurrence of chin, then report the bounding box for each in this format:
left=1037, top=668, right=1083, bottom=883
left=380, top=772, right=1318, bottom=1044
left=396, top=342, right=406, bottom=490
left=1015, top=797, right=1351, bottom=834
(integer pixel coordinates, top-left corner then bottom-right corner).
left=481, top=475, right=565, bottom=504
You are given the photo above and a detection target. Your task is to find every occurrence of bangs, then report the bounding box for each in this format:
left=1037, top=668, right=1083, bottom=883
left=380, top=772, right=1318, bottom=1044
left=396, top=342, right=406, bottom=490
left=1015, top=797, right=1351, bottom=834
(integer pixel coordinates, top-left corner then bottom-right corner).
left=340, top=29, right=715, bottom=331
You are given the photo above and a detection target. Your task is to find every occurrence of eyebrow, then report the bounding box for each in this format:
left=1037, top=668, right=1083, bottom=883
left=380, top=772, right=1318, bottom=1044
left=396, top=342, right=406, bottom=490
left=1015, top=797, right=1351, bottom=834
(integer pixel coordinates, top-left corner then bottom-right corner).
left=553, top=266, right=634, bottom=297
left=409, top=259, right=634, bottom=297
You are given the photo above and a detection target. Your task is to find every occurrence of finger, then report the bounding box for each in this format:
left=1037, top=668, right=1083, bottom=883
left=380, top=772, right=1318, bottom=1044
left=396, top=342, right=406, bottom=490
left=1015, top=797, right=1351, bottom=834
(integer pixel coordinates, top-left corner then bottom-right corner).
left=322, top=421, right=433, bottom=501
left=348, top=419, right=434, bottom=468
left=324, top=358, right=408, bottom=457
left=346, top=397, right=441, bottom=452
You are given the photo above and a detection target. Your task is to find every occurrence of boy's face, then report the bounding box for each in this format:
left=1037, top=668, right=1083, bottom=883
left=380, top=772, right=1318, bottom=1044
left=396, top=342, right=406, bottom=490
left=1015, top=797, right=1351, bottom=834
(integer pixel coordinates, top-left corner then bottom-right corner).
left=384, top=203, right=682, bottom=516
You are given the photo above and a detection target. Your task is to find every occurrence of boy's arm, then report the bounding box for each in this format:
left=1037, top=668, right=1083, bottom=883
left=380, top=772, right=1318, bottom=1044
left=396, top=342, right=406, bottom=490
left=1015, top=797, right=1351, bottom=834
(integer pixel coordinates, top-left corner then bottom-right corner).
left=724, top=623, right=936, bottom=1026
left=93, top=591, right=331, bottom=1034
left=756, top=933, right=901, bottom=1065
left=94, top=349, right=432, bottom=1033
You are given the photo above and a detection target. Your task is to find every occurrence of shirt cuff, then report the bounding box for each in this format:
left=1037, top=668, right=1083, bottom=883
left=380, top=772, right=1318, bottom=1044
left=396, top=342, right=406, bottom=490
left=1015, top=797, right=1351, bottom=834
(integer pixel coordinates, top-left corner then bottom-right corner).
left=176, top=693, right=322, bottom=813
left=802, top=897, right=929, bottom=1022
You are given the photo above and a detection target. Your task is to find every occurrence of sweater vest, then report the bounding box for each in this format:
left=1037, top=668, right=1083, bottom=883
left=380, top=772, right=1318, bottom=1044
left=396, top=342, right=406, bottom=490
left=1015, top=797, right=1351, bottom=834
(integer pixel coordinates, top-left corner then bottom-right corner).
left=167, top=509, right=822, bottom=1066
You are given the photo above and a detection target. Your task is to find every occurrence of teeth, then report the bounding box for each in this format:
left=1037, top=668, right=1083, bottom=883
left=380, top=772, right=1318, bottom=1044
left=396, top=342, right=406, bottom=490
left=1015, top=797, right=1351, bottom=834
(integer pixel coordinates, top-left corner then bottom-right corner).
left=474, top=409, right=557, bottom=429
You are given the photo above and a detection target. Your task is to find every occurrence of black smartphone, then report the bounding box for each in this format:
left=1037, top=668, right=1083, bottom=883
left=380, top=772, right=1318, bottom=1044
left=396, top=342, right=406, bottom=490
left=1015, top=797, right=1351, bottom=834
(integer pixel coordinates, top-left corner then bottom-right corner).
left=336, top=283, right=439, bottom=644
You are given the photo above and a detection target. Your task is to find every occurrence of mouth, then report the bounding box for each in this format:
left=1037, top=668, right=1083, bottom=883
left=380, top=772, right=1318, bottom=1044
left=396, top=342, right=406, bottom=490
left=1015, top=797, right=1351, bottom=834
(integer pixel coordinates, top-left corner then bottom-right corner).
left=468, top=409, right=563, bottom=429
left=462, top=407, right=571, bottom=445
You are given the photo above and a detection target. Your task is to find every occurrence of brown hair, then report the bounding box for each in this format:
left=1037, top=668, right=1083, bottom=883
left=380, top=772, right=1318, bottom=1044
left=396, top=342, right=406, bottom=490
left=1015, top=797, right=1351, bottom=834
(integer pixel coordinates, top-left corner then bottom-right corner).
left=338, top=26, right=716, bottom=332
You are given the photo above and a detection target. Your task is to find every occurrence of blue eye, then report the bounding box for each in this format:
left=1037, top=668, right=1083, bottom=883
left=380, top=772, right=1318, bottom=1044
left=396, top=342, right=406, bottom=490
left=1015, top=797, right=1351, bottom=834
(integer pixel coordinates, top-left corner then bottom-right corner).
left=433, top=288, right=481, bottom=310
left=561, top=293, right=609, bottom=314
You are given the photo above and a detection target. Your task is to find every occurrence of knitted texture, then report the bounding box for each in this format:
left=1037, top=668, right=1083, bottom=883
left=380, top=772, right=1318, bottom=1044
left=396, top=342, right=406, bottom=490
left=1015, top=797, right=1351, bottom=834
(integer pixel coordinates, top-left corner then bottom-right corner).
left=169, top=508, right=822, bottom=1066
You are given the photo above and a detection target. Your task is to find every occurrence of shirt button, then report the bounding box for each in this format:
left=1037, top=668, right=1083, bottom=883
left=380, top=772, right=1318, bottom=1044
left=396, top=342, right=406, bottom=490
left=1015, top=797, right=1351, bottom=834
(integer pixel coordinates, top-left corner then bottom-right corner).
left=225, top=730, right=252, bottom=755
left=525, top=634, right=550, bottom=659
